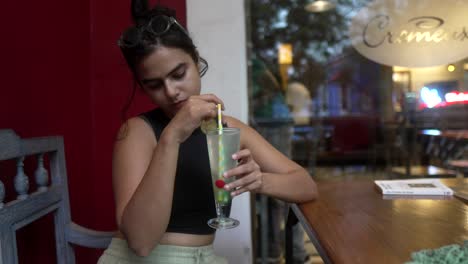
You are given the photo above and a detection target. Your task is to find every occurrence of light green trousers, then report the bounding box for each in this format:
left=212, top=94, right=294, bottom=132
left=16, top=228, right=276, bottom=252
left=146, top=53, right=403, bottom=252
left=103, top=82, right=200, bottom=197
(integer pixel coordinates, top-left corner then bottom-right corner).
left=98, top=238, right=228, bottom=264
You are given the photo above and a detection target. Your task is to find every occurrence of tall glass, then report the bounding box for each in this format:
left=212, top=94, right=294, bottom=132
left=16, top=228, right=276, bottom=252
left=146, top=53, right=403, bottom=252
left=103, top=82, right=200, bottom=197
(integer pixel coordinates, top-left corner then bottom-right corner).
left=206, top=127, right=240, bottom=229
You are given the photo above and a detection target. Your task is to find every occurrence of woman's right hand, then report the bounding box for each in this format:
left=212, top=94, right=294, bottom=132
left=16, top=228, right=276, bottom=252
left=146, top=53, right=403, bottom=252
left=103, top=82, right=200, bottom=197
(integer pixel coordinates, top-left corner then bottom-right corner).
left=165, top=94, right=224, bottom=143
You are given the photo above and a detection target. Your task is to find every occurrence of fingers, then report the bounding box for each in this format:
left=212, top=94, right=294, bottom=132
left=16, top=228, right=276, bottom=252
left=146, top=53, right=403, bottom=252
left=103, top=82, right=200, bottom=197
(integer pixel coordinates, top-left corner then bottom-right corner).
left=185, top=94, right=225, bottom=121
left=195, top=94, right=225, bottom=110
left=224, top=149, right=254, bottom=178
left=184, top=97, right=218, bottom=120
left=169, top=93, right=224, bottom=143
left=224, top=170, right=262, bottom=196
left=223, top=148, right=262, bottom=197
left=224, top=158, right=258, bottom=178
left=231, top=149, right=252, bottom=162
left=202, top=102, right=218, bottom=119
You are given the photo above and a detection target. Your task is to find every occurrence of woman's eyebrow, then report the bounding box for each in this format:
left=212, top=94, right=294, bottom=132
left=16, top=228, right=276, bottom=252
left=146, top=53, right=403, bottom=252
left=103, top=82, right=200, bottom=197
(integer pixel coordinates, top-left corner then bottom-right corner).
left=141, top=63, right=186, bottom=84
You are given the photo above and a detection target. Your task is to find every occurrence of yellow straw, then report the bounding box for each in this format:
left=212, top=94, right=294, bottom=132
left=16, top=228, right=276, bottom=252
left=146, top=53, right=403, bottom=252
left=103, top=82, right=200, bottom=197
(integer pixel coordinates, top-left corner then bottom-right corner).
left=217, top=104, right=223, bottom=132
left=216, top=104, right=227, bottom=203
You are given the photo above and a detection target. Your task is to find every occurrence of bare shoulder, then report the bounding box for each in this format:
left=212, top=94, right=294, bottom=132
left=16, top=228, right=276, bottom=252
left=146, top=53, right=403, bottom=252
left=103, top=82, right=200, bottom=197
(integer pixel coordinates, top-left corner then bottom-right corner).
left=112, top=116, right=157, bottom=170
left=115, top=116, right=157, bottom=147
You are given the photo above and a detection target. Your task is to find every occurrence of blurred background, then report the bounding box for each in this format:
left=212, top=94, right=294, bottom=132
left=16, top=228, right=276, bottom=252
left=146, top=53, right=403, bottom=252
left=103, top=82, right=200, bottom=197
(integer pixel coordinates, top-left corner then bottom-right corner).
left=246, top=0, right=468, bottom=263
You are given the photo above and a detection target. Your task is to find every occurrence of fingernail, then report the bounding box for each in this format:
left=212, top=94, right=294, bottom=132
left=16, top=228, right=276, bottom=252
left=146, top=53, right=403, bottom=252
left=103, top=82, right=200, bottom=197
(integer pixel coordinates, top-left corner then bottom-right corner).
left=232, top=154, right=237, bottom=159
left=223, top=172, right=228, bottom=177
left=231, top=192, right=236, bottom=197
left=224, top=185, right=230, bottom=190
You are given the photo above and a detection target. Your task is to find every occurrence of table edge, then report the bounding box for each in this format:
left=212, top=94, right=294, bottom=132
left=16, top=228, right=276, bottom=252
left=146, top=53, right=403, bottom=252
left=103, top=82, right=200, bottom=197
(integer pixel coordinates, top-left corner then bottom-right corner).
left=291, top=204, right=333, bottom=264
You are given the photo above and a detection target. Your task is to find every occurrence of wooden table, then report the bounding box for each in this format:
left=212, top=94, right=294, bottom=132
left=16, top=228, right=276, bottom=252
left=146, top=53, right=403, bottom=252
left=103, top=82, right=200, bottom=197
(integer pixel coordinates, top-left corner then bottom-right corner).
left=419, top=129, right=468, bottom=141
left=440, top=130, right=468, bottom=140
left=290, top=178, right=468, bottom=264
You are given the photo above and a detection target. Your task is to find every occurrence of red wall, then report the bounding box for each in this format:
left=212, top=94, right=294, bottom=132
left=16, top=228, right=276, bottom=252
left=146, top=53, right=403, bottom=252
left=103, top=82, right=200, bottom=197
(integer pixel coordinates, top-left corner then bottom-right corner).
left=0, top=0, right=185, bottom=263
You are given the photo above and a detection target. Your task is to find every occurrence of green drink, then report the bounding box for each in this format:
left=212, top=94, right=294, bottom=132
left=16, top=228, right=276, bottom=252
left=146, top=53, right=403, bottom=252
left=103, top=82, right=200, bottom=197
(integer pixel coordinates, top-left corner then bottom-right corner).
left=206, top=127, right=240, bottom=229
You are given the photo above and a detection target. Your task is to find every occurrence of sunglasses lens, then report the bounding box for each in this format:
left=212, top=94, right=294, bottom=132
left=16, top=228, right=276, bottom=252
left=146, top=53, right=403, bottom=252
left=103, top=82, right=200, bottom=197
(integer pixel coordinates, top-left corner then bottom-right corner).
left=119, top=16, right=186, bottom=47
left=150, top=16, right=171, bottom=35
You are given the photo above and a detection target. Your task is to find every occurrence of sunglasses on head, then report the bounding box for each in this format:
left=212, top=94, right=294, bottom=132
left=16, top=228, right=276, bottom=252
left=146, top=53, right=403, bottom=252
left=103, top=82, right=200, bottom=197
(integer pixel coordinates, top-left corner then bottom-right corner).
left=118, top=15, right=188, bottom=48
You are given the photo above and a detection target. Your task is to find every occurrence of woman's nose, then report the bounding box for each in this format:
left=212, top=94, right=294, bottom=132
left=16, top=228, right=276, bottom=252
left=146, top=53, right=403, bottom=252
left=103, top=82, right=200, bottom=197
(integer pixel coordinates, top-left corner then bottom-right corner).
left=165, top=82, right=180, bottom=100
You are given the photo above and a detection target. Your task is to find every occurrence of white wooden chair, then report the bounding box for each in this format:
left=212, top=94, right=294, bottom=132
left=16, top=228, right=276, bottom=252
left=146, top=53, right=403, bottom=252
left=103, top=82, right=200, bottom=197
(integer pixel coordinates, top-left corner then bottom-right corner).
left=0, top=129, right=114, bottom=264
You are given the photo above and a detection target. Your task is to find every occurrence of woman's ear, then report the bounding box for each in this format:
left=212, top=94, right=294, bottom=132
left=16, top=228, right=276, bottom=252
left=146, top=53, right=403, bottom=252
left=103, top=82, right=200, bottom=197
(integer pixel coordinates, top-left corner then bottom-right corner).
left=131, top=0, right=149, bottom=25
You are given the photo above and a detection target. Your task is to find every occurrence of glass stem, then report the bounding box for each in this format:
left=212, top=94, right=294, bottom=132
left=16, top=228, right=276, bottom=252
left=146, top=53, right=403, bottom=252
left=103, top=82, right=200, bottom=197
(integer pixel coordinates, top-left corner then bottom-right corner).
left=216, top=203, right=226, bottom=219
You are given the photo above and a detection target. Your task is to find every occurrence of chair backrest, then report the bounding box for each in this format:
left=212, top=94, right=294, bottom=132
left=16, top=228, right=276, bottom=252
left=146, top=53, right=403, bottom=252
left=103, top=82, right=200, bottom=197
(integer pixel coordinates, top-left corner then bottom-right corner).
left=0, top=129, right=114, bottom=264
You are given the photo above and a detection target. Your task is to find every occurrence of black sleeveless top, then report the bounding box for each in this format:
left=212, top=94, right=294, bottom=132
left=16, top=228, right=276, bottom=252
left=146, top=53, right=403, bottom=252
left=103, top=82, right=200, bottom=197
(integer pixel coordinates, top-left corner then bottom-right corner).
left=140, top=108, right=229, bottom=235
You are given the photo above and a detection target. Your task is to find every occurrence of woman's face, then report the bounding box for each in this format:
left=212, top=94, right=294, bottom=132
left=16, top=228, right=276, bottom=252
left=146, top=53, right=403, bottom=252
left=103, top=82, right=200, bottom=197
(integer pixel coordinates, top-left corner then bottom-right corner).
left=136, top=46, right=201, bottom=118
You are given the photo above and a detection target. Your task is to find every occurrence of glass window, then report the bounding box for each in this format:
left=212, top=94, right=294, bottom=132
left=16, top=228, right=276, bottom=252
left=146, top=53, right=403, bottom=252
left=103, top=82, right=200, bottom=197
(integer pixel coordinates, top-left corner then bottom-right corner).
left=247, top=0, right=468, bottom=173
left=247, top=2, right=468, bottom=261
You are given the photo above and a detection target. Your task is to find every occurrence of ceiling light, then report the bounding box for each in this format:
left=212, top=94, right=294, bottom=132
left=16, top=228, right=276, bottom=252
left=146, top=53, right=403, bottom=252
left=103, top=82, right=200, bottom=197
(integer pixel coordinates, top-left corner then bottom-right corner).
left=305, top=0, right=336, bottom=13
left=447, top=64, right=455, bottom=72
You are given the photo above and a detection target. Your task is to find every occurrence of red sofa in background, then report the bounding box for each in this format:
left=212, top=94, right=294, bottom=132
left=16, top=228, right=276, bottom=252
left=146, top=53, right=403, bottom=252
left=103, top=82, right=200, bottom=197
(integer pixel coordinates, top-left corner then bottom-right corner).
left=292, top=115, right=378, bottom=166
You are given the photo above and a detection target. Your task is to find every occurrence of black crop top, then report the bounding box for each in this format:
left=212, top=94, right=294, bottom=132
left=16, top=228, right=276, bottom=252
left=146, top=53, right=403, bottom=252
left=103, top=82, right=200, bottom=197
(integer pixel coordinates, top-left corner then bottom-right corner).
left=139, top=108, right=230, bottom=235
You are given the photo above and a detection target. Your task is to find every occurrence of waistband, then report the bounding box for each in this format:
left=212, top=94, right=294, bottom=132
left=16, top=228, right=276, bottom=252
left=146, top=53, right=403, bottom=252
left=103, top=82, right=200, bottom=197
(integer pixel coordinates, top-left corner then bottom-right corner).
left=104, top=237, right=216, bottom=262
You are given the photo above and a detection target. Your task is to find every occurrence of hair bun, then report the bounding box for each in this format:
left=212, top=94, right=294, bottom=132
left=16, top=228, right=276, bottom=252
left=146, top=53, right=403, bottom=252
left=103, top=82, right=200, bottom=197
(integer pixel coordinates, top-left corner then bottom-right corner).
left=131, top=0, right=177, bottom=26
left=148, top=6, right=176, bottom=18
left=131, top=0, right=150, bottom=25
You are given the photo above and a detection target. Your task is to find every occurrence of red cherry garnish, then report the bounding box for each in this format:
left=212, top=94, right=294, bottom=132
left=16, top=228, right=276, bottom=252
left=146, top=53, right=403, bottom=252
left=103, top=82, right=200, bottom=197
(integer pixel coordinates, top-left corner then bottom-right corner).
left=215, top=179, right=225, bottom=188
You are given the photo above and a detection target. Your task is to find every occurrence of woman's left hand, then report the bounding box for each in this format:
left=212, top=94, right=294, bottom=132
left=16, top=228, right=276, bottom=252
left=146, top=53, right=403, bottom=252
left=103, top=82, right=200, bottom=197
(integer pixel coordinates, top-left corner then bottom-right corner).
left=223, top=149, right=263, bottom=197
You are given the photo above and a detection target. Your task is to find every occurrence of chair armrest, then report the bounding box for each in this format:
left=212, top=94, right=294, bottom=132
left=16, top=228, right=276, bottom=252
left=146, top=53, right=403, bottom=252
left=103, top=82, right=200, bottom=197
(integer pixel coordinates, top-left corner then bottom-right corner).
left=67, top=222, right=115, bottom=249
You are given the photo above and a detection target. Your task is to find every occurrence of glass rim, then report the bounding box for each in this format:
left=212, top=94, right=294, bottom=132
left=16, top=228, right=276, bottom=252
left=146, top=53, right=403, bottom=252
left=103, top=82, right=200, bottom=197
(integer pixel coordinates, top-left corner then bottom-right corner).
left=205, top=127, right=240, bottom=135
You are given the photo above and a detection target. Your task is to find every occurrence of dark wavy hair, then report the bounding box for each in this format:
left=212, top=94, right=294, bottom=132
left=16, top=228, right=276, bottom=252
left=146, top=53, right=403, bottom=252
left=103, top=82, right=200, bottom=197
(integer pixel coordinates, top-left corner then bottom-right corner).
left=119, top=0, right=208, bottom=120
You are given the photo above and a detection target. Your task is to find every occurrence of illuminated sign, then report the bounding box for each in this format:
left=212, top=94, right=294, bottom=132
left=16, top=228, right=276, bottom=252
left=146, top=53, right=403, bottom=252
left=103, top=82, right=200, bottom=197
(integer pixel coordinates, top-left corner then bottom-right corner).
left=278, top=43, right=293, bottom=64
left=349, top=0, right=468, bottom=68
left=419, top=90, right=468, bottom=109
left=445, top=91, right=468, bottom=103
left=420, top=87, right=441, bottom=108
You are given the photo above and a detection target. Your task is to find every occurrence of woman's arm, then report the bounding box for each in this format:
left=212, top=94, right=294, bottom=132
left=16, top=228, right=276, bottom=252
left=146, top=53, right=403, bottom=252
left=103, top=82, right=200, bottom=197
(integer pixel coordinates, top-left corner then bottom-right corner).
left=112, top=117, right=180, bottom=256
left=223, top=117, right=318, bottom=203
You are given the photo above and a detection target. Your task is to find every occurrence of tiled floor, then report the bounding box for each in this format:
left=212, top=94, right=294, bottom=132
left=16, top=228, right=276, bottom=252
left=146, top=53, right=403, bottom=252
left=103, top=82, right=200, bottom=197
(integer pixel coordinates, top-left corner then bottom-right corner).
left=259, top=165, right=393, bottom=264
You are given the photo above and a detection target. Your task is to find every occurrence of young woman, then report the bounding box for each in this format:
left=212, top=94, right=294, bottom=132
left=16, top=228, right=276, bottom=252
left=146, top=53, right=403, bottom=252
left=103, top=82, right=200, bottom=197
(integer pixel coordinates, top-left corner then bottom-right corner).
left=98, top=1, right=318, bottom=263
